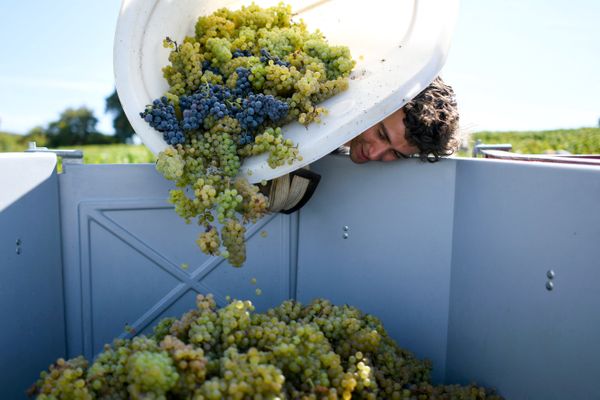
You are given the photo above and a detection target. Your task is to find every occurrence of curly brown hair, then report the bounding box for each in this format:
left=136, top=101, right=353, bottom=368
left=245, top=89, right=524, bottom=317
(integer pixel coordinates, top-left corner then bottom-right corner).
left=403, top=77, right=460, bottom=162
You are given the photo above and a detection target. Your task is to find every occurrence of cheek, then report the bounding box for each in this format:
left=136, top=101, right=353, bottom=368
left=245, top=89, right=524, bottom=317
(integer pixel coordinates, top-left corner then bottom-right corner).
left=351, top=132, right=366, bottom=148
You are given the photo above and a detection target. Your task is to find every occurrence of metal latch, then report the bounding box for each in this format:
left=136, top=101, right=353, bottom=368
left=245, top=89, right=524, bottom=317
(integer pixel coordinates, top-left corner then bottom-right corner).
left=472, top=140, right=513, bottom=158
left=25, top=142, right=84, bottom=165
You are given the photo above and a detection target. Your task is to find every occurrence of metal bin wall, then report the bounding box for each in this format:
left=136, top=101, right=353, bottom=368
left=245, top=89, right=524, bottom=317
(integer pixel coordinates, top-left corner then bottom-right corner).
left=1, top=153, right=599, bottom=399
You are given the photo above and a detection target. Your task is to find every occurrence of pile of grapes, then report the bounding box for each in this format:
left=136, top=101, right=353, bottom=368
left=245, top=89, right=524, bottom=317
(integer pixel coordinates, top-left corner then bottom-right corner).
left=30, top=295, right=502, bottom=399
left=145, top=3, right=355, bottom=266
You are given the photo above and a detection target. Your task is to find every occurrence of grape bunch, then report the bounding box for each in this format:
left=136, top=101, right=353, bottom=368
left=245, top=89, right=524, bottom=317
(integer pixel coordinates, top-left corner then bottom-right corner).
left=30, top=295, right=503, bottom=400
left=142, top=3, right=356, bottom=266
left=140, top=97, right=185, bottom=146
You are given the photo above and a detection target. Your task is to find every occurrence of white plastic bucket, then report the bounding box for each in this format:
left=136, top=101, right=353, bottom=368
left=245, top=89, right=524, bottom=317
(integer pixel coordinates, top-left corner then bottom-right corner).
left=114, top=0, right=459, bottom=183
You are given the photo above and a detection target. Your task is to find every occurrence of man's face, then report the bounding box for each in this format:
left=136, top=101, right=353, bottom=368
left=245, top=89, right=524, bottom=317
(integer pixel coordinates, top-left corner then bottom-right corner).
left=347, top=108, right=419, bottom=163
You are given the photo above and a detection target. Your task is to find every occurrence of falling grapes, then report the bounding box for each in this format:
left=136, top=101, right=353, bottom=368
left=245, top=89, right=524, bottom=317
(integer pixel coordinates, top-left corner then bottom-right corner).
left=143, top=3, right=355, bottom=266
left=30, top=295, right=503, bottom=399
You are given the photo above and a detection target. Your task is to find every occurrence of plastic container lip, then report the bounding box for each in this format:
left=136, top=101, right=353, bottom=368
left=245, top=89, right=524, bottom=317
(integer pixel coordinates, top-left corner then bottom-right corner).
left=114, top=0, right=459, bottom=183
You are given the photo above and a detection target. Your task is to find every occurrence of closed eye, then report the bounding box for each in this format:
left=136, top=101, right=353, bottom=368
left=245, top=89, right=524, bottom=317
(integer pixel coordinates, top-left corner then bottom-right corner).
left=381, top=121, right=410, bottom=159
left=377, top=128, right=400, bottom=160
left=394, top=150, right=409, bottom=159
left=378, top=127, right=387, bottom=141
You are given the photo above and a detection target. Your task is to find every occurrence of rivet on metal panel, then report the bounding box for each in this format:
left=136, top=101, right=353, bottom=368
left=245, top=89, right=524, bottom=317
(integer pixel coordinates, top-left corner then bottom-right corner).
left=546, top=270, right=555, bottom=279
left=16, top=238, right=21, bottom=246
left=343, top=226, right=349, bottom=232
left=16, top=247, right=21, bottom=255
left=545, top=281, right=554, bottom=291
left=343, top=233, right=349, bottom=239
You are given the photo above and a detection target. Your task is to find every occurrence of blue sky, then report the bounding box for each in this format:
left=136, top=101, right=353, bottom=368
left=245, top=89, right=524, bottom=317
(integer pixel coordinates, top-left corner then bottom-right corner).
left=443, top=0, right=600, bottom=132
left=0, top=0, right=599, bottom=136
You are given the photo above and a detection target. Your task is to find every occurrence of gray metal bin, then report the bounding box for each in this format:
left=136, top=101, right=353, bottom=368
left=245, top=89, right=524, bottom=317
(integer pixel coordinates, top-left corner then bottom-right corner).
left=1, top=153, right=599, bottom=399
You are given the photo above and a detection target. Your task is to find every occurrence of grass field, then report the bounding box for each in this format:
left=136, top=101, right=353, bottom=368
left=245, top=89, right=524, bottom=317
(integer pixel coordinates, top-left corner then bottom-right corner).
left=469, top=127, right=600, bottom=155
left=0, top=132, right=155, bottom=168
left=56, top=144, right=155, bottom=164
left=52, top=144, right=155, bottom=172
left=2, top=127, right=599, bottom=168
left=0, top=131, right=27, bottom=152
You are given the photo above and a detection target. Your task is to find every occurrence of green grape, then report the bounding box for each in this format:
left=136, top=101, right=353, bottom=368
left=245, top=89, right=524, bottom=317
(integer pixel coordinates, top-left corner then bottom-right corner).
left=162, top=40, right=204, bottom=96
left=238, top=127, right=302, bottom=168
left=263, top=63, right=301, bottom=96
left=126, top=351, right=179, bottom=398
left=31, top=295, right=504, bottom=399
left=195, top=14, right=235, bottom=44
left=229, top=55, right=264, bottom=74
left=215, top=188, right=243, bottom=223
left=160, top=335, right=207, bottom=397
left=230, top=26, right=257, bottom=54
left=199, top=70, right=223, bottom=85
left=156, top=147, right=185, bottom=181
left=196, top=227, right=221, bottom=255
left=168, top=189, right=199, bottom=224
left=233, top=178, right=268, bottom=223
left=152, top=317, right=177, bottom=342
left=205, top=37, right=233, bottom=65
left=30, top=357, right=91, bottom=400
left=221, top=218, right=246, bottom=267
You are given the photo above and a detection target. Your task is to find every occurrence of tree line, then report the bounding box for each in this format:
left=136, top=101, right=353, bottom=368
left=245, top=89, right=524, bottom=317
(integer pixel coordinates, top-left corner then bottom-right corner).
left=24, top=90, right=135, bottom=147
